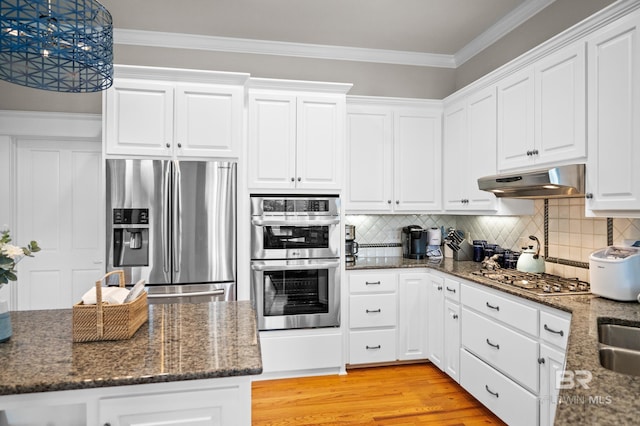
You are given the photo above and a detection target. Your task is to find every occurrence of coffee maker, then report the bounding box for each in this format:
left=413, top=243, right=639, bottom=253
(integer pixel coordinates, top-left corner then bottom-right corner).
left=345, top=224, right=358, bottom=264
left=402, top=225, right=428, bottom=259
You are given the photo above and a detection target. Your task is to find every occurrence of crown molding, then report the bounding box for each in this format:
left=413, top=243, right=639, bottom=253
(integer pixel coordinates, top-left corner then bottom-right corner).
left=0, top=110, right=101, bottom=139
left=114, top=64, right=250, bottom=85
left=455, top=0, right=556, bottom=66
left=115, top=29, right=456, bottom=68
left=247, top=77, right=352, bottom=94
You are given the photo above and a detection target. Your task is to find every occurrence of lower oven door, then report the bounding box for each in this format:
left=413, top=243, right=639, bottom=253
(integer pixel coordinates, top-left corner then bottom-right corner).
left=146, top=282, right=236, bottom=304
left=251, top=259, right=340, bottom=330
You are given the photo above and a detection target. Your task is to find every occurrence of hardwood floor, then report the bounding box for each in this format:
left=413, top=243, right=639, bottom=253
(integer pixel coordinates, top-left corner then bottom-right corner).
left=252, top=363, right=506, bottom=425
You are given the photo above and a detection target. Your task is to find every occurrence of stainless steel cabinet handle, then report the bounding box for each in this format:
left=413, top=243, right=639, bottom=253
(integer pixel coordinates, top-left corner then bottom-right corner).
left=251, top=217, right=341, bottom=226
left=486, top=301, right=500, bottom=311
left=446, top=286, right=456, bottom=293
left=365, top=281, right=381, bottom=285
left=147, top=289, right=225, bottom=299
left=543, top=324, right=564, bottom=336
left=538, top=357, right=546, bottom=365
left=366, top=345, right=381, bottom=350
left=485, top=385, right=499, bottom=398
left=486, top=338, right=500, bottom=349
left=366, top=309, right=381, bottom=313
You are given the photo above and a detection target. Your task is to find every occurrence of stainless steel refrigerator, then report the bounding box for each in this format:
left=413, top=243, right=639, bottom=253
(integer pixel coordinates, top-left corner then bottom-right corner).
left=106, top=159, right=236, bottom=302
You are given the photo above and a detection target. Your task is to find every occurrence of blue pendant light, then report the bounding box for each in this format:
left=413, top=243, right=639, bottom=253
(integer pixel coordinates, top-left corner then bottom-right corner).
left=0, top=0, right=113, bottom=92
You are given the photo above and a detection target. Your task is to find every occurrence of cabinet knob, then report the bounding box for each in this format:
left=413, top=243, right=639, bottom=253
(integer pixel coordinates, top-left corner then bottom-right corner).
left=291, top=177, right=295, bottom=182
left=452, top=313, right=459, bottom=320
left=395, top=200, right=399, bottom=205
left=526, top=150, right=532, bottom=156
left=533, top=149, right=539, bottom=155
left=177, top=142, right=182, bottom=148
left=165, top=143, right=171, bottom=148
left=437, top=286, right=443, bottom=291
left=538, top=357, right=546, bottom=365
left=585, top=193, right=593, bottom=199
left=104, top=423, right=111, bottom=426
left=387, top=200, right=391, bottom=204
left=297, top=177, right=301, bottom=182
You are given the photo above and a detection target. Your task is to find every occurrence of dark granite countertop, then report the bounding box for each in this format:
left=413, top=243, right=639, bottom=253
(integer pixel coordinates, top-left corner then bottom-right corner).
left=348, top=257, right=640, bottom=426
left=0, top=300, right=262, bottom=396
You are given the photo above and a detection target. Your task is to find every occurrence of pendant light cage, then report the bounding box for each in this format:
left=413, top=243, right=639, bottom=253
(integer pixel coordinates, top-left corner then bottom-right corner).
left=0, top=0, right=113, bottom=92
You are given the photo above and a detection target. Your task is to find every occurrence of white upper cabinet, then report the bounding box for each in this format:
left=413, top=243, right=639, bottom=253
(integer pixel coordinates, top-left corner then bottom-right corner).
left=247, top=80, right=351, bottom=191
left=497, top=43, right=586, bottom=171
left=346, top=98, right=442, bottom=213
left=586, top=9, right=640, bottom=215
left=443, top=86, right=499, bottom=212
left=104, top=66, right=248, bottom=158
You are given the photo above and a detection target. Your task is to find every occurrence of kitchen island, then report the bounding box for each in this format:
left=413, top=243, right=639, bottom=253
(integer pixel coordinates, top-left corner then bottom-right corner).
left=348, top=257, right=640, bottom=426
left=0, top=300, right=262, bottom=425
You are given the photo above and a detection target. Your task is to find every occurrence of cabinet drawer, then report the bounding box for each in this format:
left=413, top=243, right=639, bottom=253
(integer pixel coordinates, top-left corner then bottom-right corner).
left=444, top=277, right=460, bottom=302
left=350, top=294, right=397, bottom=328
left=461, top=283, right=538, bottom=336
left=462, top=308, right=539, bottom=393
left=460, top=349, right=537, bottom=426
left=349, top=329, right=397, bottom=365
left=349, top=272, right=397, bottom=294
left=539, top=309, right=571, bottom=349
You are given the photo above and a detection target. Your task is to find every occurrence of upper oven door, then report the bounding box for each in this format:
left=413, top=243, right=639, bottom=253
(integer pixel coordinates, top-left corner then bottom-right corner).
left=250, top=196, right=341, bottom=260
left=250, top=216, right=340, bottom=260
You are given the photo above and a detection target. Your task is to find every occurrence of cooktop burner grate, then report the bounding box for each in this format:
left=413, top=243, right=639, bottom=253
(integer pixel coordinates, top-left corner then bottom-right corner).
left=471, top=269, right=590, bottom=296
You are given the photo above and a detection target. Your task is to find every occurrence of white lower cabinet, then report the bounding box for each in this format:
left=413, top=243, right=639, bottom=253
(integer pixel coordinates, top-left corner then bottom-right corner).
left=347, top=270, right=429, bottom=366
left=461, top=350, right=538, bottom=426
left=426, top=273, right=445, bottom=369
left=443, top=283, right=461, bottom=382
left=458, top=279, right=571, bottom=426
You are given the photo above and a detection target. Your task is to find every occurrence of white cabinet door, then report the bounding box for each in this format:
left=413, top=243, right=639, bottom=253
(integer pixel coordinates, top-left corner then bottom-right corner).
left=426, top=273, right=444, bottom=369
left=98, top=385, right=247, bottom=426
left=16, top=140, right=103, bottom=310
left=345, top=106, right=393, bottom=211
left=497, top=68, right=535, bottom=171
left=534, top=43, right=586, bottom=165
left=586, top=11, right=640, bottom=212
left=394, top=107, right=442, bottom=212
left=398, top=272, right=429, bottom=361
left=443, top=101, right=467, bottom=209
left=104, top=80, right=174, bottom=156
left=444, top=299, right=461, bottom=382
left=174, top=84, right=243, bottom=158
left=466, top=87, right=499, bottom=210
left=248, top=93, right=297, bottom=189
left=539, top=344, right=566, bottom=426
left=296, top=95, right=343, bottom=189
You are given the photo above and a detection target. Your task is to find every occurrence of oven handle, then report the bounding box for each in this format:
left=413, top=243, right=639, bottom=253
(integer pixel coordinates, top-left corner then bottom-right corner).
left=251, top=260, right=341, bottom=271
left=250, top=217, right=340, bottom=227
left=147, top=288, right=225, bottom=299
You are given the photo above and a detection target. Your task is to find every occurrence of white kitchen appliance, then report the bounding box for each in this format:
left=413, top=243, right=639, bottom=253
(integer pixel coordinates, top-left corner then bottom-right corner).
left=517, top=235, right=545, bottom=273
left=426, top=227, right=443, bottom=259
left=590, top=242, right=640, bottom=301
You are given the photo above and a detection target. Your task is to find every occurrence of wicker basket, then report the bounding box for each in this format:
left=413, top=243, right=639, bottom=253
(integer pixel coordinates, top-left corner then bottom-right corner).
left=72, top=270, right=148, bottom=343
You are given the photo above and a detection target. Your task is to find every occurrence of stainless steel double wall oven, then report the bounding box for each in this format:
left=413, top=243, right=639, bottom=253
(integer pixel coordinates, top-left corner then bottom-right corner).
left=250, top=195, right=341, bottom=330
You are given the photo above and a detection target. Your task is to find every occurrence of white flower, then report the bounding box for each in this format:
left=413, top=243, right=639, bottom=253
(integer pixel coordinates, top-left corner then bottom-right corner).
left=1, top=244, right=24, bottom=260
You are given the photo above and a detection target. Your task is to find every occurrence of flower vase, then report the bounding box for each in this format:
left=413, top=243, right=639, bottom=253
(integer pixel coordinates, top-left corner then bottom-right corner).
left=0, top=300, right=11, bottom=342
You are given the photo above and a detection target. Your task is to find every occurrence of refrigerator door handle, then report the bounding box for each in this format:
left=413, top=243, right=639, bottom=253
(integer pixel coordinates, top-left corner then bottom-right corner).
left=173, top=161, right=181, bottom=274
left=162, top=163, right=171, bottom=274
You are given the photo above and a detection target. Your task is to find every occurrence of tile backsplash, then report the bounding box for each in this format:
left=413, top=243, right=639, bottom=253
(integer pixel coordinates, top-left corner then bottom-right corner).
left=346, top=199, right=640, bottom=282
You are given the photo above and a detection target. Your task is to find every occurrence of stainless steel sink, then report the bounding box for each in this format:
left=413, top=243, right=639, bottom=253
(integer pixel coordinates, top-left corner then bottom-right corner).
left=599, top=347, right=640, bottom=377
left=598, top=323, right=640, bottom=376
left=598, top=323, right=640, bottom=351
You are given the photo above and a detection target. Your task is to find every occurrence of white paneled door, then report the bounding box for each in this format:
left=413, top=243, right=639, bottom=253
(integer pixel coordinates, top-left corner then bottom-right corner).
left=16, top=139, right=103, bottom=310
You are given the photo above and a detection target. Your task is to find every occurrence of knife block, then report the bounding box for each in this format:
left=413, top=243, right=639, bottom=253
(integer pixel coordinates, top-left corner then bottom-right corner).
left=453, top=240, right=474, bottom=261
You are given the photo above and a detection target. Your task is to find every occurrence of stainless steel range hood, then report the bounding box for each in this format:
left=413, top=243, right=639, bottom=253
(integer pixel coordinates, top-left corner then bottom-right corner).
left=478, top=164, right=585, bottom=199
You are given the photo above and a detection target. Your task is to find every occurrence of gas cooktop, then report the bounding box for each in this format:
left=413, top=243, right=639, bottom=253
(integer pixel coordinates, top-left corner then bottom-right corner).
left=471, top=269, right=590, bottom=296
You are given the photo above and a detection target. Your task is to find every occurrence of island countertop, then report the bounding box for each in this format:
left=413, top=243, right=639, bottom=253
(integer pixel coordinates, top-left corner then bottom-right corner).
left=348, top=257, right=640, bottom=426
left=0, top=300, right=262, bottom=396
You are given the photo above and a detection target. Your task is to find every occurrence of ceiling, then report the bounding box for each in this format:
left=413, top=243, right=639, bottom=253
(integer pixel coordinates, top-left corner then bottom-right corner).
left=100, top=0, right=555, bottom=67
